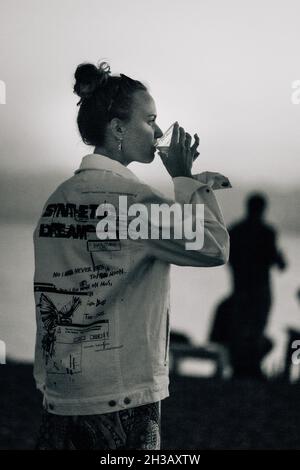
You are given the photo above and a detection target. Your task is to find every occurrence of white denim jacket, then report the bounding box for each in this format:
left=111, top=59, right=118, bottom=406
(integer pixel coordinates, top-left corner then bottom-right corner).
left=33, top=153, right=230, bottom=415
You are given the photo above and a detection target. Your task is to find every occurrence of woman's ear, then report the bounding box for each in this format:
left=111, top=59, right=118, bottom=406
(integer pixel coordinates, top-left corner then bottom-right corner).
left=109, top=118, right=126, bottom=141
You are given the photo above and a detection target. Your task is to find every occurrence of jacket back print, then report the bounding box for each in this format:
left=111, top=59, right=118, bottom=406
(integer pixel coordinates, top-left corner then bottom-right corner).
left=33, top=154, right=230, bottom=415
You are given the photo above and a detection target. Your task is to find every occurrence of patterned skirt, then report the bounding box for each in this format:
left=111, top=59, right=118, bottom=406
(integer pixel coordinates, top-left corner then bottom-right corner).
left=35, top=401, right=161, bottom=450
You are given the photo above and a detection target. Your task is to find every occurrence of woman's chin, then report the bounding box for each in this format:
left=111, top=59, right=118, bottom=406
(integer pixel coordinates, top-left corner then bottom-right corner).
left=137, top=154, right=155, bottom=164
left=130, top=150, right=156, bottom=164
left=147, top=151, right=156, bottom=163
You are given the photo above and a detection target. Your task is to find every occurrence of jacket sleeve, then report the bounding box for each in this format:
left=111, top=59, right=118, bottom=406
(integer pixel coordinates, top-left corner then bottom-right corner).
left=137, top=174, right=230, bottom=267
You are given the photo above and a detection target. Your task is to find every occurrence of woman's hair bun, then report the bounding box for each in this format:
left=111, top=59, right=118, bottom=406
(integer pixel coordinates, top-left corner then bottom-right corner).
left=73, top=61, right=111, bottom=102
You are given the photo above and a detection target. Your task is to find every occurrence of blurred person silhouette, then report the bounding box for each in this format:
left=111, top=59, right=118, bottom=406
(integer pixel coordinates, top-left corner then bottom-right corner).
left=210, top=193, right=287, bottom=379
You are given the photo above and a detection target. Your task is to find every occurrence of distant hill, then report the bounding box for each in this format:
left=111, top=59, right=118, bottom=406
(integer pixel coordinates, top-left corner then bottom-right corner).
left=0, top=171, right=299, bottom=235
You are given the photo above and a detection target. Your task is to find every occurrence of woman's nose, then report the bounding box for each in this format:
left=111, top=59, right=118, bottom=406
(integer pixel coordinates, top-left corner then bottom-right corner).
left=154, top=124, right=163, bottom=139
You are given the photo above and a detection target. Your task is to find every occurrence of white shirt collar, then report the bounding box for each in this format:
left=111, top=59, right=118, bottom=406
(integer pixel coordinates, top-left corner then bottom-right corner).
left=75, top=153, right=139, bottom=182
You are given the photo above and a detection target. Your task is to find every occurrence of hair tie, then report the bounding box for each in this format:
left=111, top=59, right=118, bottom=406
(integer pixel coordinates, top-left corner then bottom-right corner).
left=97, top=61, right=111, bottom=85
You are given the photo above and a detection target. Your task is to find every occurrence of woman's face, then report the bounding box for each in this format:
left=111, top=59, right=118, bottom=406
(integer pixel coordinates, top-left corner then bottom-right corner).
left=122, top=90, right=163, bottom=164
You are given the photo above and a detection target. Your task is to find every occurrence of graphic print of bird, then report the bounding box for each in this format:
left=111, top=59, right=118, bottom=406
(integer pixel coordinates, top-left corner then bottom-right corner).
left=37, top=294, right=81, bottom=364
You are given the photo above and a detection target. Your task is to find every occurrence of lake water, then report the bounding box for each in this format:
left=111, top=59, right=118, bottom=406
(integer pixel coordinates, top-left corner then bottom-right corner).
left=0, top=223, right=299, bottom=376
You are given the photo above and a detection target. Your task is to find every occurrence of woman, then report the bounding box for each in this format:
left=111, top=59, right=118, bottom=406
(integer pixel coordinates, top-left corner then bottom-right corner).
left=33, top=61, right=230, bottom=450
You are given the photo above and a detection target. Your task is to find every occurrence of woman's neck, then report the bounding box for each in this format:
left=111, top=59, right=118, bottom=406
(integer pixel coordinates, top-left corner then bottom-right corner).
left=93, top=146, right=130, bottom=166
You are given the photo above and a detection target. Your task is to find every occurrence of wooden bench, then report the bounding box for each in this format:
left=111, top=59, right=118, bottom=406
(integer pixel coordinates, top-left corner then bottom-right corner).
left=169, top=332, right=230, bottom=378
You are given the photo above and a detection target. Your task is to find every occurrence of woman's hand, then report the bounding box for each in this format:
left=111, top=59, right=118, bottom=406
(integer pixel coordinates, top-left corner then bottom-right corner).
left=158, top=122, right=200, bottom=178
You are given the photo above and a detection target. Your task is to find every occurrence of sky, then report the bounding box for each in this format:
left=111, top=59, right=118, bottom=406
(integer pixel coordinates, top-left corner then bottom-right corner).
left=1, top=0, right=300, bottom=188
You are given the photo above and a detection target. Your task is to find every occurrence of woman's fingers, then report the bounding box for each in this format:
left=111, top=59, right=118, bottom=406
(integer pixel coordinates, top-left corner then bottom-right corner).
left=191, top=133, right=200, bottom=153
left=184, top=133, right=193, bottom=169
left=179, top=126, right=186, bottom=150
left=170, top=122, right=179, bottom=149
left=185, top=132, right=192, bottom=148
left=191, top=134, right=200, bottom=161
left=164, top=122, right=198, bottom=177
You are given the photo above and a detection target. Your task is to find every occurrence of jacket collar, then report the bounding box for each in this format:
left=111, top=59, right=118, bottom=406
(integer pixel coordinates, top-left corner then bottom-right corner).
left=75, top=153, right=139, bottom=182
